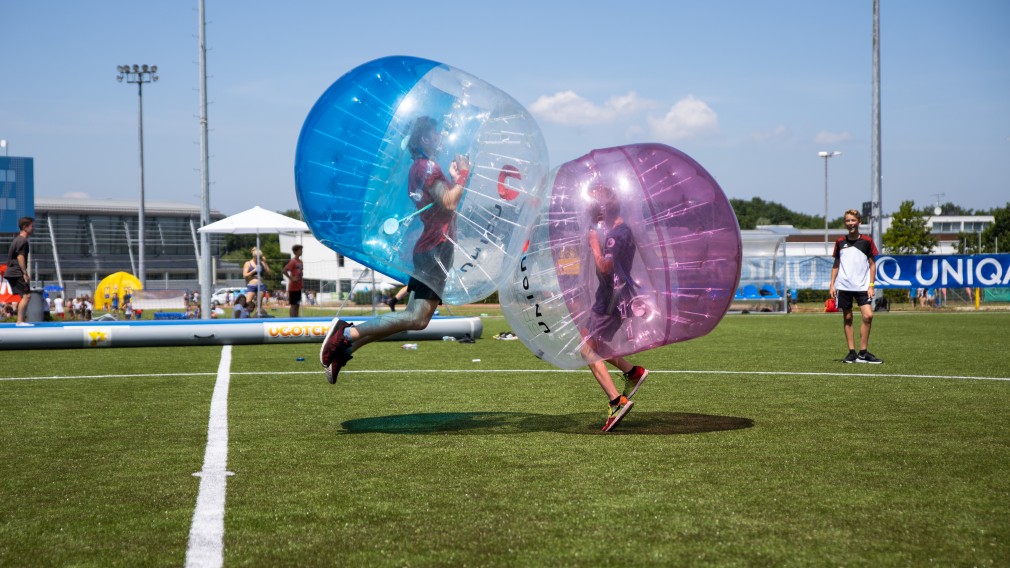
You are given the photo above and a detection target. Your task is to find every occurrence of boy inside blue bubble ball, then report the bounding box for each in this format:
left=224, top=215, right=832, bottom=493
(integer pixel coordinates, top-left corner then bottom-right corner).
left=320, top=116, right=471, bottom=383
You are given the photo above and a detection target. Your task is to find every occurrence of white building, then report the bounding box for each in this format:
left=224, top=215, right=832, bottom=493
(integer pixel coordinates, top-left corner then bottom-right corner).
left=278, top=233, right=401, bottom=299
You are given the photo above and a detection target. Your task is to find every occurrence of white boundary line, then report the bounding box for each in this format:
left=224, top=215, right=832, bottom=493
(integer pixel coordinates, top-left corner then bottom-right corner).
left=2, top=368, right=1008, bottom=382
left=184, top=345, right=233, bottom=568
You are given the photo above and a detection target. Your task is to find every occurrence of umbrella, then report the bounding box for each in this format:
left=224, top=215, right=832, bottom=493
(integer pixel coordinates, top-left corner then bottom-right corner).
left=198, top=206, right=309, bottom=317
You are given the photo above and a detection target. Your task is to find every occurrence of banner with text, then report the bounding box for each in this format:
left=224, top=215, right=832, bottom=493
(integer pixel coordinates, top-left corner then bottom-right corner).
left=874, top=254, right=1010, bottom=289
left=741, top=254, right=1010, bottom=290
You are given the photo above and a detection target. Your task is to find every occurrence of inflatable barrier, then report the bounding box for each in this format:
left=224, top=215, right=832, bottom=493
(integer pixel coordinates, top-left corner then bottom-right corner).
left=0, top=316, right=482, bottom=350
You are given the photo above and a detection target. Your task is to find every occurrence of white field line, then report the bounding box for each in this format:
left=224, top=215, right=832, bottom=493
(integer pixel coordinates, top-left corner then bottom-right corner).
left=2, top=368, right=1008, bottom=382
left=184, top=345, right=233, bottom=568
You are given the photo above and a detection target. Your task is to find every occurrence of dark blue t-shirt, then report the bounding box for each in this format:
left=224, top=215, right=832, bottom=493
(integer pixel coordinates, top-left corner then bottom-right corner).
left=592, top=223, right=636, bottom=315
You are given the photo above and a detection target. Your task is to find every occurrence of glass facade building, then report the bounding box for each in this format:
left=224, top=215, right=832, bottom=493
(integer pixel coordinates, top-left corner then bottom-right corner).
left=2, top=197, right=238, bottom=296
left=0, top=156, right=34, bottom=233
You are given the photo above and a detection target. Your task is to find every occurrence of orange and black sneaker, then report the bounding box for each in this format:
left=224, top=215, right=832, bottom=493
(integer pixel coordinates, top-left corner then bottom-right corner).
left=602, top=396, right=634, bottom=433
left=320, top=319, right=353, bottom=384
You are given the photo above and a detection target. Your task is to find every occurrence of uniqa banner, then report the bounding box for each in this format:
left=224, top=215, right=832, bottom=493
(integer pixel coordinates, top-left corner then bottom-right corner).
left=742, top=254, right=1010, bottom=291
left=874, top=254, right=1010, bottom=289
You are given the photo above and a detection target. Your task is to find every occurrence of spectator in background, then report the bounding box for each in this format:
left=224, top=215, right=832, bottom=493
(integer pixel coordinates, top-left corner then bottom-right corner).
left=233, top=295, right=250, bottom=319
left=4, top=217, right=34, bottom=326
left=243, top=247, right=271, bottom=305
left=283, top=244, right=304, bottom=317
left=386, top=285, right=409, bottom=312
left=54, top=294, right=65, bottom=319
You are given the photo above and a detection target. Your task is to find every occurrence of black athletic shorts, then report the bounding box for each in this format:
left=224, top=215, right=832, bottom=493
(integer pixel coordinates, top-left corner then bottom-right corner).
left=837, top=290, right=872, bottom=311
left=5, top=276, right=28, bottom=296
left=408, top=241, right=453, bottom=302
left=288, top=290, right=302, bottom=306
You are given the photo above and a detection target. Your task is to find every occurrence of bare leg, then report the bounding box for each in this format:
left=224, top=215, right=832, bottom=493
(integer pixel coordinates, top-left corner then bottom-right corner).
left=589, top=359, right=620, bottom=401
left=347, top=291, right=437, bottom=354
left=16, top=294, right=30, bottom=324
left=842, top=310, right=855, bottom=350
left=858, top=304, right=874, bottom=351
left=606, top=356, right=633, bottom=375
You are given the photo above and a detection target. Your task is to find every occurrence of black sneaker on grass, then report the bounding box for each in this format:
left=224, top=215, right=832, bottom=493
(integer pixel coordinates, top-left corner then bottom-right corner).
left=856, top=351, right=882, bottom=364
left=842, top=351, right=858, bottom=364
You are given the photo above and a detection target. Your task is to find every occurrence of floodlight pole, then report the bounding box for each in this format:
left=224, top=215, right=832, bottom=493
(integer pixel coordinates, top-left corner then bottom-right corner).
left=819, top=151, right=841, bottom=243
left=117, top=64, right=158, bottom=288
left=870, top=0, right=884, bottom=256
left=198, top=0, right=213, bottom=319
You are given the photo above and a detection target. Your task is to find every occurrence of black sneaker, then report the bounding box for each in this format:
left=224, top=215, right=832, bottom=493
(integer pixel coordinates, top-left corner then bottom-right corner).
left=856, top=351, right=882, bottom=364
left=842, top=352, right=858, bottom=364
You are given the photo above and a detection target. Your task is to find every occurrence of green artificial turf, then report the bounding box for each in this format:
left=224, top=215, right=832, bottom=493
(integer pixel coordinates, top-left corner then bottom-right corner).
left=1, top=312, right=1007, bottom=566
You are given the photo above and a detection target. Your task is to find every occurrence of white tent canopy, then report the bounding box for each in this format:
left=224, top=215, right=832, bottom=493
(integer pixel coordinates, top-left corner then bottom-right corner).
left=197, top=206, right=309, bottom=235
left=198, top=206, right=309, bottom=316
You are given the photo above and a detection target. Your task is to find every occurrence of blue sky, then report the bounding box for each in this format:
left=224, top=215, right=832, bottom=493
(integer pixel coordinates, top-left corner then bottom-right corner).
left=2, top=0, right=1007, bottom=218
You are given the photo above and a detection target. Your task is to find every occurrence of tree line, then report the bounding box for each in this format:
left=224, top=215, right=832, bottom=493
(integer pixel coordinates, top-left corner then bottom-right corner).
left=215, top=200, right=1009, bottom=283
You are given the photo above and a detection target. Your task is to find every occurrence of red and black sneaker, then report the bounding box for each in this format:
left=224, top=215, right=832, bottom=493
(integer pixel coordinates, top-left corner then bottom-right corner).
left=320, top=319, right=354, bottom=384
left=621, top=366, right=649, bottom=399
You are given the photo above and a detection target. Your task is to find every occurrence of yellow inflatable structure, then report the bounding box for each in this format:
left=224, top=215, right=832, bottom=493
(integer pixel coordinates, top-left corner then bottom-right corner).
left=95, top=272, right=143, bottom=310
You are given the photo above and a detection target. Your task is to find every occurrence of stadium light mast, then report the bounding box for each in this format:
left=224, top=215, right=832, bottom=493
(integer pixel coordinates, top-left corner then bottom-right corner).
left=198, top=0, right=213, bottom=319
left=117, top=64, right=158, bottom=288
left=0, top=139, right=7, bottom=157
left=870, top=0, right=883, bottom=255
left=819, top=151, right=841, bottom=243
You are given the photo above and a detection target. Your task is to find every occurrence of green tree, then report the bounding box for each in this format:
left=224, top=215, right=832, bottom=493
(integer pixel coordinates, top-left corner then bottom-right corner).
left=936, top=202, right=975, bottom=216
left=951, top=202, right=1009, bottom=254
left=729, top=197, right=835, bottom=230
left=985, top=203, right=1010, bottom=254
left=882, top=200, right=938, bottom=254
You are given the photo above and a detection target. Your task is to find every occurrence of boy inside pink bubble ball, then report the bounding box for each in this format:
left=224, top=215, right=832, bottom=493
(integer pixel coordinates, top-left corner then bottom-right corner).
left=582, top=184, right=649, bottom=432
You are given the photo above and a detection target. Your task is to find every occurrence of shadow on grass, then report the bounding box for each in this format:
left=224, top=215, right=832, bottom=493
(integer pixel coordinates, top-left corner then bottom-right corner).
left=341, top=411, right=753, bottom=436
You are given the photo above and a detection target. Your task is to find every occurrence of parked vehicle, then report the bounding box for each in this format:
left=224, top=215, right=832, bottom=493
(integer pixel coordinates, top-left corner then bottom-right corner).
left=211, top=287, right=246, bottom=307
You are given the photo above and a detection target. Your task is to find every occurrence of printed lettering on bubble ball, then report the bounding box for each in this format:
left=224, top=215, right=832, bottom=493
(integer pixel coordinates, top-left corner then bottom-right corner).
left=501, top=144, right=743, bottom=369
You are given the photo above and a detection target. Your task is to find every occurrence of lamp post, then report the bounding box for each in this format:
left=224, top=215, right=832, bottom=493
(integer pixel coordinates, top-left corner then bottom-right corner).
left=818, top=151, right=841, bottom=243
left=117, top=64, right=158, bottom=287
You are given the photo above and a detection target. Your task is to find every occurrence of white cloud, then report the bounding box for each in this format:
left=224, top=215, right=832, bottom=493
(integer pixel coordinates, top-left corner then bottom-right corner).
left=530, top=90, right=656, bottom=126
left=62, top=192, right=90, bottom=199
left=647, top=95, right=719, bottom=142
left=814, top=130, right=852, bottom=145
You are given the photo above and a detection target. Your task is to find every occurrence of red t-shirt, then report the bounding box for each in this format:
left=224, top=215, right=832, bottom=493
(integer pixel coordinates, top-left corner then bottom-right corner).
left=408, top=158, right=455, bottom=253
left=284, top=257, right=303, bottom=292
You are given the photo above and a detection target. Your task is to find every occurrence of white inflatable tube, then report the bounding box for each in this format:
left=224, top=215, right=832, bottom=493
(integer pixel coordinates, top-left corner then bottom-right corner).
left=0, top=316, right=482, bottom=350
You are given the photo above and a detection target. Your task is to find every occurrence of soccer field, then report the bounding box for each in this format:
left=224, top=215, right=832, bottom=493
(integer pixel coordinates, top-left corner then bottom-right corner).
left=1, top=311, right=1008, bottom=566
